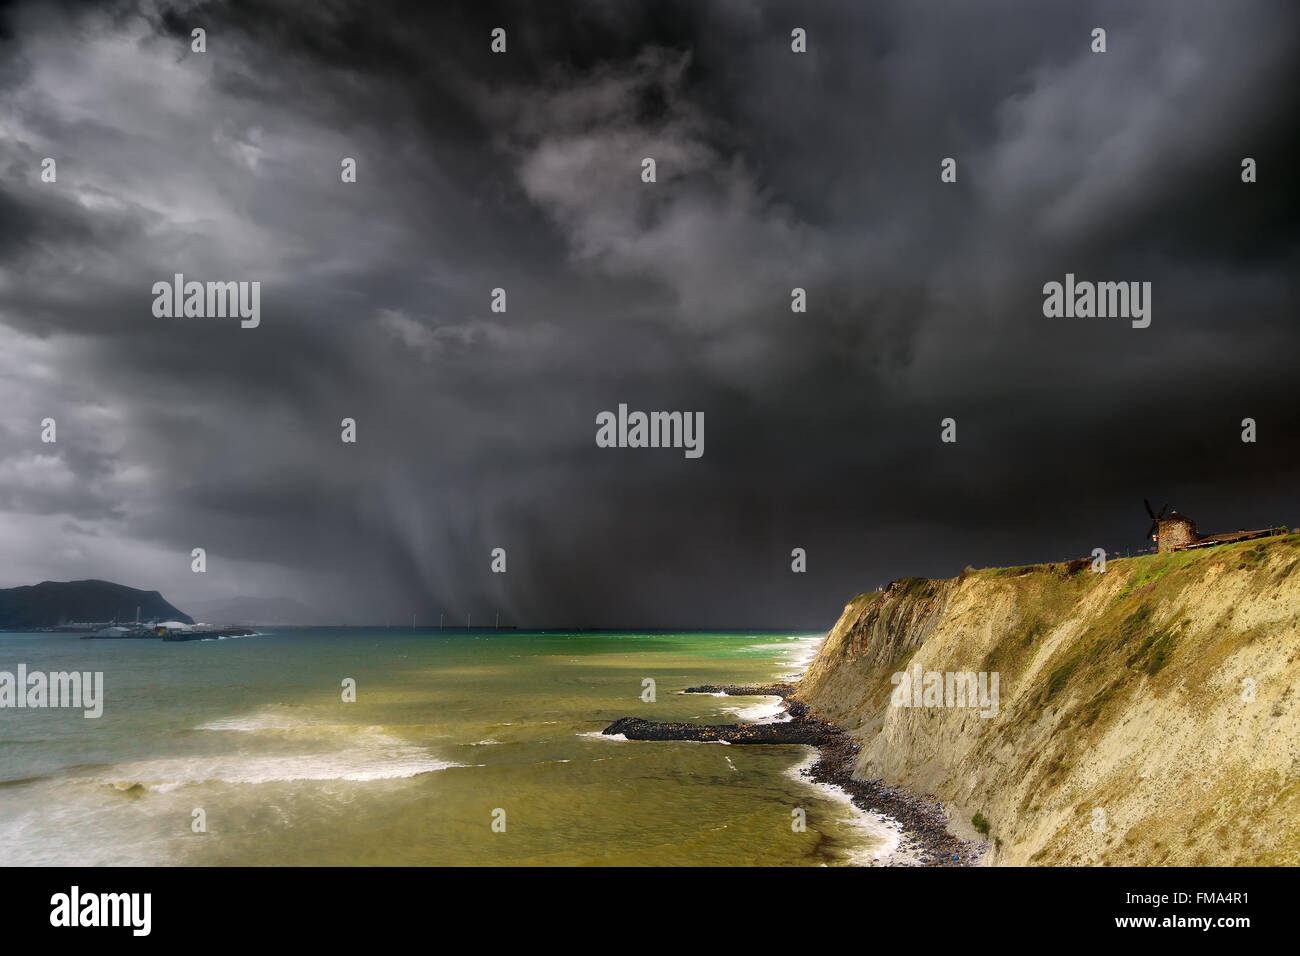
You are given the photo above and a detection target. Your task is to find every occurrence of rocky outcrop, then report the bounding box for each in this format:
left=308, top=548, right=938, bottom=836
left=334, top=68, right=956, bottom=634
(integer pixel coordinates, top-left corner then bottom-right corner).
left=604, top=714, right=834, bottom=745
left=604, top=683, right=981, bottom=865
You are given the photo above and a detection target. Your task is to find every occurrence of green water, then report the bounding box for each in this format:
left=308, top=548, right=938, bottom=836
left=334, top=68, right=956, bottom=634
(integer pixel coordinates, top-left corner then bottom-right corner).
left=0, top=629, right=895, bottom=866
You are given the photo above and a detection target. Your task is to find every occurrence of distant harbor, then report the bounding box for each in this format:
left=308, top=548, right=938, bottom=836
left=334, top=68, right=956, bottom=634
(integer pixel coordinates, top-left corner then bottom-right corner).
left=76, top=621, right=257, bottom=641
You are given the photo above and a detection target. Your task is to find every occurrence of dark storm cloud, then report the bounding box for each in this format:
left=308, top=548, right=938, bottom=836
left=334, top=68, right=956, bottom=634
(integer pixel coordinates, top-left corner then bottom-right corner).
left=0, top=0, right=1296, bottom=626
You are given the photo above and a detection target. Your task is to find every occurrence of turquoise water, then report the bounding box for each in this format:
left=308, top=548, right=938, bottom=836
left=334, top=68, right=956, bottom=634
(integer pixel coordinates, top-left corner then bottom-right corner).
left=0, top=629, right=894, bottom=865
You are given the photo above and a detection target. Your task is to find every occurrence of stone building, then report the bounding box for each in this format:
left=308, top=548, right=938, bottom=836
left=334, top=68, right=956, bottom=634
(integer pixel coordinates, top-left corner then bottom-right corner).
left=1156, top=512, right=1198, bottom=553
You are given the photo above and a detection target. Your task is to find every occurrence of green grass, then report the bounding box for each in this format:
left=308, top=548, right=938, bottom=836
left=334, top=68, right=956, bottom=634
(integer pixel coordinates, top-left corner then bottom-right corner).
left=972, top=812, right=991, bottom=837
left=1077, top=683, right=1122, bottom=728
left=1126, top=628, right=1178, bottom=675
left=988, top=564, right=1047, bottom=578
left=893, top=576, right=936, bottom=598
left=1044, top=656, right=1081, bottom=701
left=1119, top=604, right=1153, bottom=637
left=1238, top=546, right=1267, bottom=569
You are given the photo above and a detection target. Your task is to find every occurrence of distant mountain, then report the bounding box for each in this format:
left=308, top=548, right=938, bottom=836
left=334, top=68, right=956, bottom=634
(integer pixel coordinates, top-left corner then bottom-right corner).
left=182, top=595, right=321, bottom=625
left=0, top=580, right=194, bottom=629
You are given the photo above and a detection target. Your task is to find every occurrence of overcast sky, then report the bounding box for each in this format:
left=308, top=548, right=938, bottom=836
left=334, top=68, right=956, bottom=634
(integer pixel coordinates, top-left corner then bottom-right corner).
left=1, top=0, right=1297, bottom=627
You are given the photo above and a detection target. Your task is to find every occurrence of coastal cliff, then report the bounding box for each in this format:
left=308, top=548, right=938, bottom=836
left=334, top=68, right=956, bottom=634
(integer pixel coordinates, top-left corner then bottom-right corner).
left=798, top=535, right=1300, bottom=865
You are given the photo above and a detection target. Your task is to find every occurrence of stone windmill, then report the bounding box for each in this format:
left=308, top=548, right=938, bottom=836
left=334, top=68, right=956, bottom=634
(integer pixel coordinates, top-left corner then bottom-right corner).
left=1145, top=499, right=1199, bottom=554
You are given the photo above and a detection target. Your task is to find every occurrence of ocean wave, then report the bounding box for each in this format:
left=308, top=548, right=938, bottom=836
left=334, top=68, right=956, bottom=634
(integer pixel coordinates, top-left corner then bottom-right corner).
left=97, top=714, right=464, bottom=788
left=191, top=708, right=373, bottom=734
left=194, top=711, right=414, bottom=742
left=95, top=749, right=464, bottom=789
left=194, top=713, right=305, bottom=732
left=720, top=696, right=792, bottom=724
left=0, top=773, right=57, bottom=789
left=784, top=752, right=902, bottom=864
left=744, top=641, right=804, bottom=655
left=0, top=801, right=172, bottom=866
left=778, top=636, right=825, bottom=681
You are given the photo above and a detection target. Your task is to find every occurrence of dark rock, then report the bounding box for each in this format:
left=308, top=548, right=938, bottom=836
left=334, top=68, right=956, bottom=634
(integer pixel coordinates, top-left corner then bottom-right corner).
left=604, top=715, right=836, bottom=745
left=604, top=682, right=981, bottom=867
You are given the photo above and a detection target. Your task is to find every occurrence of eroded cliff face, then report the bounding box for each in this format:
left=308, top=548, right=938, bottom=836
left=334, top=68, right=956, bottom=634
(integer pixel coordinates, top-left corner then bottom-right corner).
left=798, top=536, right=1300, bottom=865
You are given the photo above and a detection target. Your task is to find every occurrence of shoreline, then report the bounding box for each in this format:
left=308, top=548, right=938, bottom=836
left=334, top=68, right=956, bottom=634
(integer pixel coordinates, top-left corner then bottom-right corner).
left=604, top=681, right=985, bottom=867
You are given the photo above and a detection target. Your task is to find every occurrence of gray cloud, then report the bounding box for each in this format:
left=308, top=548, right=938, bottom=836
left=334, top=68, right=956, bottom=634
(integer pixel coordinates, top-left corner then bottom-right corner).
left=0, top=0, right=1296, bottom=626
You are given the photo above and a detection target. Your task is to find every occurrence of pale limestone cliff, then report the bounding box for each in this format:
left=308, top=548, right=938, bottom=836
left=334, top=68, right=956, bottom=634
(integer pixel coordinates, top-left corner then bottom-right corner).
left=799, top=535, right=1300, bottom=865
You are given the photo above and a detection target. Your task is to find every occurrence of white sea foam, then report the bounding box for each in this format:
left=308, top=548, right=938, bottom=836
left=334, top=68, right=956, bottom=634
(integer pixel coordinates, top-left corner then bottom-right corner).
left=192, top=707, right=360, bottom=734
left=0, top=799, right=173, bottom=866
left=94, top=749, right=462, bottom=788
left=775, top=635, right=825, bottom=681
left=578, top=731, right=627, bottom=742
left=195, top=711, right=400, bottom=739
left=194, top=713, right=305, bottom=732
left=785, top=751, right=904, bottom=865
left=721, top=695, right=792, bottom=724
left=121, top=713, right=464, bottom=786
left=745, top=642, right=792, bottom=654
left=740, top=634, right=825, bottom=681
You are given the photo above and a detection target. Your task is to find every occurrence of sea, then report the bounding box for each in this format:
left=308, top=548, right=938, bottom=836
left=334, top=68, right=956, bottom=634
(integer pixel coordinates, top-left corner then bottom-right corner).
left=0, top=629, right=897, bottom=866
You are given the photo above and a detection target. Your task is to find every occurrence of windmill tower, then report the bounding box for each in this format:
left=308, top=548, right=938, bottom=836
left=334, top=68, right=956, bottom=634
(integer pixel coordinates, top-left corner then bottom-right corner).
left=1145, top=499, right=1199, bottom=553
